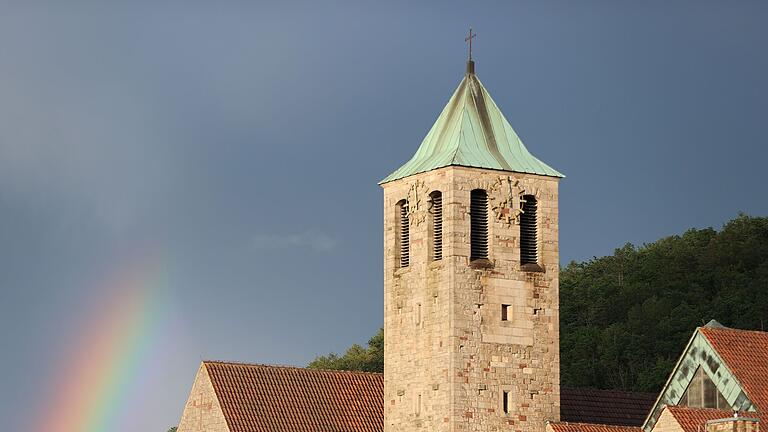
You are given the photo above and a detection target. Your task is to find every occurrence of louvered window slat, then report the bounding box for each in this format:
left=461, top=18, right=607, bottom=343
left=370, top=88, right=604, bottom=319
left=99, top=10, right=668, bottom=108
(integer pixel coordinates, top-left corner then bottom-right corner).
left=470, top=190, right=488, bottom=260
left=520, top=195, right=537, bottom=265
left=398, top=201, right=409, bottom=267
left=431, top=192, right=443, bottom=261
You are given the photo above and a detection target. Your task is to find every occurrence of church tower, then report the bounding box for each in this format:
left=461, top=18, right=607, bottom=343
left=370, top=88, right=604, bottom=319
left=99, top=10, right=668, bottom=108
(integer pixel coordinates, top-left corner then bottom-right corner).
left=381, top=55, right=563, bottom=432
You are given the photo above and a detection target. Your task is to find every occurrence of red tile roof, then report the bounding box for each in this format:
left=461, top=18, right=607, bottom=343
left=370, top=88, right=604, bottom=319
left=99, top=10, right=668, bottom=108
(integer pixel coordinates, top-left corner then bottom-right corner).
left=561, top=387, right=657, bottom=426
left=201, top=362, right=660, bottom=431
left=664, top=406, right=762, bottom=432
left=699, top=326, right=768, bottom=410
left=549, top=421, right=642, bottom=432
left=204, top=361, right=383, bottom=432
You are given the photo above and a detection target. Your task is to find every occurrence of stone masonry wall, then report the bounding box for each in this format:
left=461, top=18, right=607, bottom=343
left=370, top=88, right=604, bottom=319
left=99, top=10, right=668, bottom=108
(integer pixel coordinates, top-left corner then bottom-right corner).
left=650, top=407, right=684, bottom=432
left=177, top=364, right=230, bottom=432
left=384, top=167, right=453, bottom=432
left=383, top=166, right=560, bottom=432
left=707, top=418, right=760, bottom=432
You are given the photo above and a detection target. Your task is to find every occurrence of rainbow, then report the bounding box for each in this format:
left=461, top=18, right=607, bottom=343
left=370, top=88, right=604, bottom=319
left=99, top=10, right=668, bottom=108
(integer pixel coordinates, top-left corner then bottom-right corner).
left=33, top=255, right=172, bottom=432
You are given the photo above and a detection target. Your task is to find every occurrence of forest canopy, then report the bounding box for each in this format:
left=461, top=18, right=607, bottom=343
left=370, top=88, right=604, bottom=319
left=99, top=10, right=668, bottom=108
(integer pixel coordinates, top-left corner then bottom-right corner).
left=308, top=214, right=768, bottom=393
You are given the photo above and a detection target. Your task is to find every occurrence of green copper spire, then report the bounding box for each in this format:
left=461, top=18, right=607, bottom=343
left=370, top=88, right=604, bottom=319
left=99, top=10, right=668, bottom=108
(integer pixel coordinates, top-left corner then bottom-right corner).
left=381, top=61, right=564, bottom=184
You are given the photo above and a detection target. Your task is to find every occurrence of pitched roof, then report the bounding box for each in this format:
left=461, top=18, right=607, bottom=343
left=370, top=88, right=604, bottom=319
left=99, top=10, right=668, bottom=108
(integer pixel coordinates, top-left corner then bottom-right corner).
left=561, top=387, right=657, bottom=426
left=549, top=421, right=642, bottom=432
left=381, top=61, right=563, bottom=184
left=199, top=362, right=658, bottom=431
left=699, top=325, right=768, bottom=411
left=642, top=323, right=766, bottom=431
left=663, top=406, right=763, bottom=432
left=203, top=361, right=383, bottom=432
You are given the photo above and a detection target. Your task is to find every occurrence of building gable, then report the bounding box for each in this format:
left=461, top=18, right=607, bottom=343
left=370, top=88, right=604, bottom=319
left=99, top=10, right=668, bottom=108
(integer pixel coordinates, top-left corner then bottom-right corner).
left=643, top=323, right=756, bottom=432
left=177, top=363, right=230, bottom=432
left=651, top=405, right=685, bottom=432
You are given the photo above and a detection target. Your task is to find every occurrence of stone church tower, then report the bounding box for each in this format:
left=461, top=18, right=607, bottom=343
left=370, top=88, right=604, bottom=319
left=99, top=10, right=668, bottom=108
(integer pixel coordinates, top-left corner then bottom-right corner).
left=380, top=58, right=563, bottom=432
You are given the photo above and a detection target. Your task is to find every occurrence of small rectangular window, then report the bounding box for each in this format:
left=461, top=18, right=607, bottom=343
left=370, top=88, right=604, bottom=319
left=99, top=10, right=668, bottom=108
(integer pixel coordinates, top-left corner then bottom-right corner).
left=503, top=391, right=510, bottom=414
left=416, top=303, right=422, bottom=326
left=501, top=304, right=510, bottom=321
left=416, top=393, right=422, bottom=416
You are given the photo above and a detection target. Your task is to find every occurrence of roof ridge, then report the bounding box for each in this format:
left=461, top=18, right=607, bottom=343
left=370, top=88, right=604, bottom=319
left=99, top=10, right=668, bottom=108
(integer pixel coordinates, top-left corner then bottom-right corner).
left=699, top=325, right=768, bottom=336
left=202, top=360, right=384, bottom=376
left=447, top=95, right=470, bottom=166
left=562, top=386, right=657, bottom=396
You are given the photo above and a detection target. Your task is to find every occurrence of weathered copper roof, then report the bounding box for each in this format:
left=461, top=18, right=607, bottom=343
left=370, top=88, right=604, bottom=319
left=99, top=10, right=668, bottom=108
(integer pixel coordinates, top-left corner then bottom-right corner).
left=549, top=421, right=642, bottom=432
left=699, top=325, right=768, bottom=411
left=204, top=361, right=383, bottom=432
left=561, top=387, right=657, bottom=426
left=381, top=61, right=563, bottom=183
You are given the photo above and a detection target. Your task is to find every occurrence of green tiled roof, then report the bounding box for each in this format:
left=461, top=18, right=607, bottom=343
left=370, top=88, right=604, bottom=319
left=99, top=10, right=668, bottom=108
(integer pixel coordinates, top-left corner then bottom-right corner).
left=381, top=62, right=563, bottom=184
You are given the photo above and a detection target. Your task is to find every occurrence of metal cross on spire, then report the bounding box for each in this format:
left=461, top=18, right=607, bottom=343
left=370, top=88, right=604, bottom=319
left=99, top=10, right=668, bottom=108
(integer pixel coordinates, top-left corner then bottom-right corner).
left=465, top=27, right=477, bottom=61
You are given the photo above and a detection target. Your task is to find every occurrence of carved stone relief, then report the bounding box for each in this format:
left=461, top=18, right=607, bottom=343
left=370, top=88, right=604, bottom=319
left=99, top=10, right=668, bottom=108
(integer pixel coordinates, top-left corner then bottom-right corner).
left=490, top=176, right=526, bottom=225
left=406, top=180, right=428, bottom=226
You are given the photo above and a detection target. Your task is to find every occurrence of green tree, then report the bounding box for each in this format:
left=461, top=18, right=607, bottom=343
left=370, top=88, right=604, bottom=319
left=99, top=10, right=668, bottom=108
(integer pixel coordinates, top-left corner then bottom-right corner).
left=308, top=328, right=383, bottom=373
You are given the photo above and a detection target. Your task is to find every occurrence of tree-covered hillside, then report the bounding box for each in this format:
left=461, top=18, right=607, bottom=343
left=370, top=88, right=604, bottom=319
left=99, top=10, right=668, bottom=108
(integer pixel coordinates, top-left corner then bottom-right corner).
left=561, top=214, right=768, bottom=392
left=309, top=215, right=768, bottom=393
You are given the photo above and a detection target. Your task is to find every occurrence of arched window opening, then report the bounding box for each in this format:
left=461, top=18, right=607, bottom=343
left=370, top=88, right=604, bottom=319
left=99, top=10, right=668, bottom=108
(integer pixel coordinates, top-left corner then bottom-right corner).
left=470, top=189, right=488, bottom=261
left=397, top=200, right=409, bottom=268
left=430, top=191, right=443, bottom=261
left=520, top=195, right=538, bottom=265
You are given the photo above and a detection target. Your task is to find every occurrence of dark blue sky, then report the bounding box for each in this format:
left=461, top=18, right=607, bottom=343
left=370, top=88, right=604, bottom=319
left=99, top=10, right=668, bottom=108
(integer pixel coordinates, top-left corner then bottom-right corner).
left=1, top=2, right=767, bottom=431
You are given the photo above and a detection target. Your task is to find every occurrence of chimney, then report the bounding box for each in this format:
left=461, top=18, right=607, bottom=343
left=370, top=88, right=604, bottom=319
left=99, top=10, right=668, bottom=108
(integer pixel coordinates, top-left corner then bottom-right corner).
left=706, top=413, right=760, bottom=432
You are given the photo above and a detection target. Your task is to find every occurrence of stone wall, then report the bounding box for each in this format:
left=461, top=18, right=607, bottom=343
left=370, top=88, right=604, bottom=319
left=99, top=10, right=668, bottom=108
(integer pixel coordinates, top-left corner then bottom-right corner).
left=177, top=364, right=230, bottom=432
left=383, top=166, right=560, bottom=432
left=707, top=417, right=760, bottom=432
left=651, top=407, right=684, bottom=432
